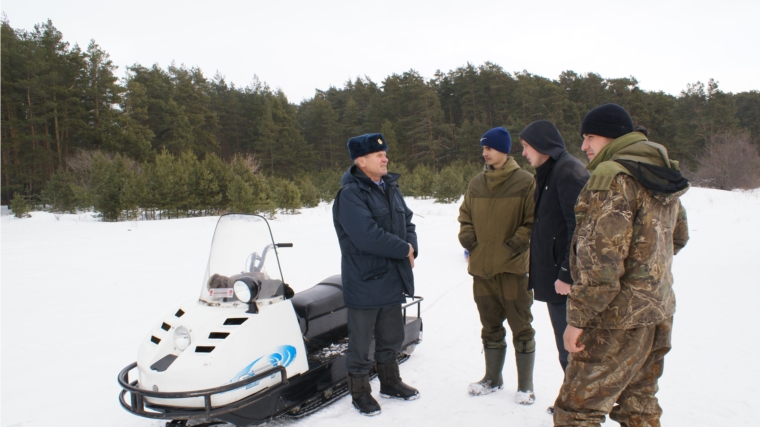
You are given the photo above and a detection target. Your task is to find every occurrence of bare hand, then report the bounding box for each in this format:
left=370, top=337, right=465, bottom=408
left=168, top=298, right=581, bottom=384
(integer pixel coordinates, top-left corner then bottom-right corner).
left=555, top=279, right=572, bottom=295
left=563, top=325, right=585, bottom=353
left=408, top=243, right=415, bottom=269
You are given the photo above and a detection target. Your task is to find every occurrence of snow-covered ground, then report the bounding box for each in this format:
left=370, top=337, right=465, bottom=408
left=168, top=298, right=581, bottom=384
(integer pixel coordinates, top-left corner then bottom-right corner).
left=2, top=187, right=758, bottom=427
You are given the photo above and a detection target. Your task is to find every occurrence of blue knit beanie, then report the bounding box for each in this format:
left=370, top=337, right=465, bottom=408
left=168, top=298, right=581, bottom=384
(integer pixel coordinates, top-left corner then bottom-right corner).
left=347, top=133, right=388, bottom=160
left=480, top=127, right=511, bottom=154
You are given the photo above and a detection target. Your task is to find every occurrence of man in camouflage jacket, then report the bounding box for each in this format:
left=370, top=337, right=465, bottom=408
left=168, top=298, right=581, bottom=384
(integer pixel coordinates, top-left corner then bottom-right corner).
left=554, top=104, right=689, bottom=427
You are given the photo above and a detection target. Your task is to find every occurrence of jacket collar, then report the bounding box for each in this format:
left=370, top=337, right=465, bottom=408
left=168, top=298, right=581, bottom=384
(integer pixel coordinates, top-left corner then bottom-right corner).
left=589, top=131, right=675, bottom=171
left=342, top=165, right=400, bottom=191
left=483, top=156, right=520, bottom=191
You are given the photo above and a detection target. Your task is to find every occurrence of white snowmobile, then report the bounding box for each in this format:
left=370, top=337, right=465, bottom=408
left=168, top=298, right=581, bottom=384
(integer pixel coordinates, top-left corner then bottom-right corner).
left=117, top=213, right=423, bottom=427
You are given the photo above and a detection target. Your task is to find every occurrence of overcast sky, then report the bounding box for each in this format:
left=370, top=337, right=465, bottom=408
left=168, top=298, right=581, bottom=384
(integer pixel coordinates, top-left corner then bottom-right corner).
left=3, top=0, right=758, bottom=103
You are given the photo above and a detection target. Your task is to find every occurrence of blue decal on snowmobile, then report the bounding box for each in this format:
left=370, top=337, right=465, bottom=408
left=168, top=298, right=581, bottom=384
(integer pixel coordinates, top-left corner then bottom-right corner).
left=229, top=345, right=297, bottom=389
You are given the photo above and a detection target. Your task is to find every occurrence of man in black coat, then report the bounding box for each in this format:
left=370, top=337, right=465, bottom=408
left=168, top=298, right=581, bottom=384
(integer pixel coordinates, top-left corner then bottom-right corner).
left=332, top=133, right=419, bottom=416
left=518, top=121, right=589, bottom=378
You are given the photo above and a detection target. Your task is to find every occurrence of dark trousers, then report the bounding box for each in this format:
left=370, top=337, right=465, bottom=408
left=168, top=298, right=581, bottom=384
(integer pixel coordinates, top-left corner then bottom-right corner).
left=473, top=273, right=535, bottom=351
left=547, top=301, right=570, bottom=372
left=346, top=305, right=404, bottom=375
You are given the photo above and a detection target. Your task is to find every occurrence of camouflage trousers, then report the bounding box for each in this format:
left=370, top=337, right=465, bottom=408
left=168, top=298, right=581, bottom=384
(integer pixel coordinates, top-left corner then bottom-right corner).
left=473, top=273, right=535, bottom=351
left=553, top=317, right=673, bottom=427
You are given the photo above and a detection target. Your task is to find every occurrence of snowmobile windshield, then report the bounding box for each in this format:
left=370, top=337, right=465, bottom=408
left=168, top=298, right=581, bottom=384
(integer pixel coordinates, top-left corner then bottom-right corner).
left=200, top=214, right=285, bottom=305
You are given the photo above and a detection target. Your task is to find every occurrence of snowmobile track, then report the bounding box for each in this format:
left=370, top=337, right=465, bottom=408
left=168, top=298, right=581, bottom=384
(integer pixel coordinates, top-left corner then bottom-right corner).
left=276, top=354, right=410, bottom=421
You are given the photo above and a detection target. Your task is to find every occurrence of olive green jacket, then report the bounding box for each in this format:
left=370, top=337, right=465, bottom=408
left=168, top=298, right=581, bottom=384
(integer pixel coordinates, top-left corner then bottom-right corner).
left=567, top=132, right=690, bottom=329
left=458, top=157, right=535, bottom=279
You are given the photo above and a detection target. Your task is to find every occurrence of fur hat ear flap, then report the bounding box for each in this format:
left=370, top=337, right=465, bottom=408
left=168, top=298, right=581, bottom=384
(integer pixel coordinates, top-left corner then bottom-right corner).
left=347, top=133, right=388, bottom=160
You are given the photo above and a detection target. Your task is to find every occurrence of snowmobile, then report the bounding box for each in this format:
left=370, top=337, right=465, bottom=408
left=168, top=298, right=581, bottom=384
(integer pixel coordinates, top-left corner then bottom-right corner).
left=117, top=213, right=423, bottom=427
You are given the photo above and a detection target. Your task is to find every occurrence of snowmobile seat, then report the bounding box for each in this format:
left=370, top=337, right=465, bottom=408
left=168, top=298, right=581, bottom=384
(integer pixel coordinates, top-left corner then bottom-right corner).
left=290, top=275, right=347, bottom=351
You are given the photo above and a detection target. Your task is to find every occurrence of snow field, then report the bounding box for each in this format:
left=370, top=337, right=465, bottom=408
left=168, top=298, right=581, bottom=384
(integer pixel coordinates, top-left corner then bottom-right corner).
left=1, top=187, right=758, bottom=426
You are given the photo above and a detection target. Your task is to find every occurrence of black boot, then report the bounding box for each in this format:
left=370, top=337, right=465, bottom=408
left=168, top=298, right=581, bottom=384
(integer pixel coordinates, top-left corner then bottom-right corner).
left=348, top=373, right=381, bottom=416
left=468, top=346, right=506, bottom=395
left=376, top=361, right=419, bottom=400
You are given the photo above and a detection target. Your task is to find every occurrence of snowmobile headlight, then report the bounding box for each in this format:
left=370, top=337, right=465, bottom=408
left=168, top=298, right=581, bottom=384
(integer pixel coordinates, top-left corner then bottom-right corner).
left=233, top=280, right=252, bottom=303
left=233, top=277, right=260, bottom=303
left=174, top=326, right=191, bottom=351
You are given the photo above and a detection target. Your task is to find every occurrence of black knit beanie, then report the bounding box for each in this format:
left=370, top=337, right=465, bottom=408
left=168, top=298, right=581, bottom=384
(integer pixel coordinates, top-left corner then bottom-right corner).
left=518, top=120, right=566, bottom=158
left=580, top=103, right=634, bottom=139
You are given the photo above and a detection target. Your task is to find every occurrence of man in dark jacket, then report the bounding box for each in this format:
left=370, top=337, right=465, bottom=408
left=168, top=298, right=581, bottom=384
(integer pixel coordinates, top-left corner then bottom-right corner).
left=458, top=127, right=537, bottom=405
left=333, top=133, right=419, bottom=416
left=518, top=120, right=589, bottom=375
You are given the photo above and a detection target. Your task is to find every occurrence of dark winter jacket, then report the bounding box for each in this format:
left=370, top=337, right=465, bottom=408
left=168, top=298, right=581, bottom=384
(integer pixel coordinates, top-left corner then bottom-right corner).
left=458, top=157, right=535, bottom=279
left=332, top=165, right=418, bottom=309
left=529, top=151, right=589, bottom=303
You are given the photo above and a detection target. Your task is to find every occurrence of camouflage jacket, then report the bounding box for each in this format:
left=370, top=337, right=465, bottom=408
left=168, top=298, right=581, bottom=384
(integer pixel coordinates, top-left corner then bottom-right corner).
left=567, top=132, right=690, bottom=329
left=458, top=157, right=535, bottom=278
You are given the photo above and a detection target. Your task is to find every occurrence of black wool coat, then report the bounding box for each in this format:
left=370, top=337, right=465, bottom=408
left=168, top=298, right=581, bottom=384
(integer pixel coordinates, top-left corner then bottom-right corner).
left=529, top=151, right=589, bottom=303
left=332, top=166, right=417, bottom=309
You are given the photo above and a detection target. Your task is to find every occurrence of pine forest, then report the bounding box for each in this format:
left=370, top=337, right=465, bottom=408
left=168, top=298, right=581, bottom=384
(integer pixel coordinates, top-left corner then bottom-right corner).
left=3, top=19, right=760, bottom=220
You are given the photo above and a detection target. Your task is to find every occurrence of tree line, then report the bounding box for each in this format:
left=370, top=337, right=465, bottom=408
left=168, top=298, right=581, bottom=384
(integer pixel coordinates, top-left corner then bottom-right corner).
left=3, top=19, right=759, bottom=219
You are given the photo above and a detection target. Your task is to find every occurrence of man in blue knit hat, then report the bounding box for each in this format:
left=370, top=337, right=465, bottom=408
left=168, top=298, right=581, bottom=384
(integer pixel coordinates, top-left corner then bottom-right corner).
left=333, top=133, right=419, bottom=416
left=458, top=127, right=537, bottom=405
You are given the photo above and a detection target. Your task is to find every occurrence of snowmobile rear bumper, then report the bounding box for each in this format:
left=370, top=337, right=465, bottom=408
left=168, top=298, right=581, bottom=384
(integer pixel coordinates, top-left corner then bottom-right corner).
left=118, top=363, right=288, bottom=422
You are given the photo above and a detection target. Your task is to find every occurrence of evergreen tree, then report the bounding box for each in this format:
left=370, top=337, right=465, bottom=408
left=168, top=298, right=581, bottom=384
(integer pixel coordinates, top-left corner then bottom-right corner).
left=299, top=94, right=341, bottom=169
left=405, top=164, right=435, bottom=198
left=145, top=150, right=177, bottom=218
left=90, top=153, right=135, bottom=221
left=433, top=164, right=465, bottom=203
left=295, top=177, right=321, bottom=208
left=272, top=178, right=302, bottom=214
left=312, top=168, right=344, bottom=203
left=675, top=79, right=739, bottom=165
left=249, top=174, right=276, bottom=217
left=41, top=170, right=77, bottom=214
left=81, top=40, right=124, bottom=152
left=119, top=78, right=155, bottom=161
left=202, top=152, right=232, bottom=210
left=169, top=64, right=219, bottom=155
left=735, top=91, right=760, bottom=146
left=11, top=193, right=32, bottom=218
left=227, top=175, right=254, bottom=213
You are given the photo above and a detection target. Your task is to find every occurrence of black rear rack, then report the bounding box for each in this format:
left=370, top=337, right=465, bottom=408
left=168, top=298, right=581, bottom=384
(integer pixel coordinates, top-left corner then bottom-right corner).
left=117, top=363, right=287, bottom=421
left=402, top=295, right=423, bottom=324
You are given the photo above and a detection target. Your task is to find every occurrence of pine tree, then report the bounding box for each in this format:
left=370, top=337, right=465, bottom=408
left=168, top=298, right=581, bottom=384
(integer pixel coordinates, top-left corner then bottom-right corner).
left=41, top=170, right=77, bottom=214
left=433, top=164, right=465, bottom=203
left=227, top=175, right=254, bottom=213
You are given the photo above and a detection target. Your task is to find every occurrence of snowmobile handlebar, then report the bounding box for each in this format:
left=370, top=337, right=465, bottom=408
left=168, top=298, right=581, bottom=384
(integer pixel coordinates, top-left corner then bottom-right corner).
left=117, top=362, right=287, bottom=420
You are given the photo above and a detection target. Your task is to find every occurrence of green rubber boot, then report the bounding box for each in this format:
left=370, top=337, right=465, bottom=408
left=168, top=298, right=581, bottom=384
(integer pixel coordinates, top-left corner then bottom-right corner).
left=468, top=346, right=506, bottom=396
left=515, top=351, right=536, bottom=405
